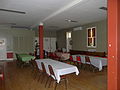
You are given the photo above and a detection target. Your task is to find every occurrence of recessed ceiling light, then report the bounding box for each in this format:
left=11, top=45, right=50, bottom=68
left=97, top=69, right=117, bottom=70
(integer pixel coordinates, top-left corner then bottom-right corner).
left=0, top=8, right=26, bottom=14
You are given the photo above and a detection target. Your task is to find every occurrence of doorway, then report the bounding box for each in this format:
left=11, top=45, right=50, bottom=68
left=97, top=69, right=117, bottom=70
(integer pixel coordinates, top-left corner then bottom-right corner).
left=66, top=31, right=72, bottom=52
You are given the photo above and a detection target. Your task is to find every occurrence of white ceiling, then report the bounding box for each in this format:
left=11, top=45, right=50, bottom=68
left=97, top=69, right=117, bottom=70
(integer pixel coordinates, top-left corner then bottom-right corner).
left=0, top=0, right=107, bottom=31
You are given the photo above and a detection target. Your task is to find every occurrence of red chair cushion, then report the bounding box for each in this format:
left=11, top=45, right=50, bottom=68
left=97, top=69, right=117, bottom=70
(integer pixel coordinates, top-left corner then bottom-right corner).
left=76, top=56, right=81, bottom=63
left=70, top=56, right=73, bottom=61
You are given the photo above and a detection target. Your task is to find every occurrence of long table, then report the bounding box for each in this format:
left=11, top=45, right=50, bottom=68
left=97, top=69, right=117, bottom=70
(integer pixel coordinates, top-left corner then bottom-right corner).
left=72, top=55, right=107, bottom=71
left=55, top=52, right=70, bottom=60
left=36, top=59, right=79, bottom=83
left=18, top=54, right=35, bottom=62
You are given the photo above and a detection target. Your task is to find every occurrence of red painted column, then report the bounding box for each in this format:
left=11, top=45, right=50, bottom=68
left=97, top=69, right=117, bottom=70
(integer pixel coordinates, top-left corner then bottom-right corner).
left=108, top=0, right=120, bottom=90
left=39, top=23, right=44, bottom=59
left=117, top=1, right=120, bottom=90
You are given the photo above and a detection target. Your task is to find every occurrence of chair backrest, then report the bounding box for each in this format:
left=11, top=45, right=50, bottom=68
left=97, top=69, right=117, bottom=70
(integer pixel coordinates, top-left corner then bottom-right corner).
left=48, top=65, right=56, bottom=79
left=48, top=52, right=54, bottom=59
left=15, top=53, right=19, bottom=60
left=69, top=55, right=73, bottom=61
left=76, top=56, right=81, bottom=62
left=15, top=53, right=21, bottom=61
left=41, top=62, right=47, bottom=73
left=85, top=56, right=91, bottom=63
left=31, top=60, right=38, bottom=69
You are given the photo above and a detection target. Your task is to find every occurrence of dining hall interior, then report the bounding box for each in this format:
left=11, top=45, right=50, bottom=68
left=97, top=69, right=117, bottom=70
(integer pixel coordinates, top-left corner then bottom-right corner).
left=0, top=0, right=120, bottom=90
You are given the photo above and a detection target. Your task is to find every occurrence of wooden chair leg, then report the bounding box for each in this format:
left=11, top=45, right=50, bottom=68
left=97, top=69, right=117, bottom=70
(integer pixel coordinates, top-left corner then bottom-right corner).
left=48, top=78, right=53, bottom=88
left=45, top=76, right=50, bottom=87
left=54, top=82, right=58, bottom=90
left=41, top=73, right=45, bottom=83
left=91, top=65, right=98, bottom=72
left=34, top=71, right=38, bottom=79
left=37, top=73, right=42, bottom=82
left=78, top=63, right=81, bottom=69
left=0, top=79, right=2, bottom=90
left=0, top=78, right=5, bottom=90
left=65, top=79, right=67, bottom=90
left=83, top=64, right=87, bottom=70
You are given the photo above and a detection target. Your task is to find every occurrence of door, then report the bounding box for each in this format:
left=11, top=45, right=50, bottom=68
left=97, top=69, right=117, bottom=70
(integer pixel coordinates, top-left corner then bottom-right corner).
left=66, top=32, right=72, bottom=52
left=43, top=38, right=50, bottom=52
left=43, top=37, right=56, bottom=52
left=50, top=38, right=56, bottom=52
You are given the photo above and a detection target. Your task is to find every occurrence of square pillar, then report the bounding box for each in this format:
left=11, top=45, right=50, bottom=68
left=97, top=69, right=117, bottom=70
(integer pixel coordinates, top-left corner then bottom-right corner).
left=39, top=23, right=44, bottom=59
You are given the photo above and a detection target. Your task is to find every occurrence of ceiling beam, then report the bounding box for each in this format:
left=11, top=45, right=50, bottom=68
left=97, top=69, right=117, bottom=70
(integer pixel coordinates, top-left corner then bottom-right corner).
left=42, top=0, right=84, bottom=22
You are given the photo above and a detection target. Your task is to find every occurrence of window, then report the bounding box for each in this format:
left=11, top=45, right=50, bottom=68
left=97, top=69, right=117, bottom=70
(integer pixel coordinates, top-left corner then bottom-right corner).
left=87, top=27, right=96, bottom=47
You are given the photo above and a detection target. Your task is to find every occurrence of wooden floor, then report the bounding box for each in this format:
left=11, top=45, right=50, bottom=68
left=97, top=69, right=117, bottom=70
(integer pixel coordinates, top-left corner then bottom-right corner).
left=1, top=61, right=107, bottom=90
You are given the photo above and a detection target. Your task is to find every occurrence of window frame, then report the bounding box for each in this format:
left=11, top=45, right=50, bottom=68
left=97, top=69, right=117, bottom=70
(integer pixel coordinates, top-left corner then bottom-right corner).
left=87, top=27, right=97, bottom=48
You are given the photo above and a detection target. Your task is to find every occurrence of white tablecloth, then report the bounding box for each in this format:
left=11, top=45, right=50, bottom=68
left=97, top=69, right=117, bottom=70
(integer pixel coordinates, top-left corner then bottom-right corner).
left=36, top=59, right=79, bottom=83
left=55, top=52, right=70, bottom=60
left=72, top=55, right=107, bottom=71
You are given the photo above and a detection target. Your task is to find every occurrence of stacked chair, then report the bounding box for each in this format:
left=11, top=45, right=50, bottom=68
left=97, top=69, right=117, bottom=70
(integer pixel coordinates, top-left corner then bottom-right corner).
left=76, top=56, right=82, bottom=69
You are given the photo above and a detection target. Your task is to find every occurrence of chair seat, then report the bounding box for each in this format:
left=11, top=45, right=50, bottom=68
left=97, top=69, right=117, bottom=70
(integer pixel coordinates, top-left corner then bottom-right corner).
left=60, top=75, right=66, bottom=79
left=77, top=61, right=82, bottom=63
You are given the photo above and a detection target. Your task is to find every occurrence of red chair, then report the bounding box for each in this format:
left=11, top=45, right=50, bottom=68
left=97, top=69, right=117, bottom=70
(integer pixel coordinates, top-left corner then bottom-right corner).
left=40, top=62, right=50, bottom=85
left=76, top=56, right=82, bottom=68
left=85, top=56, right=91, bottom=64
left=76, top=56, right=81, bottom=63
left=84, top=56, right=96, bottom=72
left=30, top=60, right=42, bottom=80
left=49, top=52, right=56, bottom=59
left=45, top=65, right=67, bottom=90
left=69, top=55, right=74, bottom=64
left=53, top=53, right=60, bottom=60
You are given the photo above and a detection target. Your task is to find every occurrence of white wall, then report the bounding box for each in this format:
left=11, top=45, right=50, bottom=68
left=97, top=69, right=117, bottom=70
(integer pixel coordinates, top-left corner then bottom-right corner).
left=0, top=26, right=35, bottom=58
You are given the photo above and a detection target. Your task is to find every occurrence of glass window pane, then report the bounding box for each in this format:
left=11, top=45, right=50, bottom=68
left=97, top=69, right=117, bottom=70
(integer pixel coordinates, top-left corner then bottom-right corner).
left=88, top=29, right=91, bottom=37
left=88, top=38, right=92, bottom=46
left=87, top=27, right=96, bottom=47
left=93, top=38, right=95, bottom=46
left=92, top=28, right=95, bottom=37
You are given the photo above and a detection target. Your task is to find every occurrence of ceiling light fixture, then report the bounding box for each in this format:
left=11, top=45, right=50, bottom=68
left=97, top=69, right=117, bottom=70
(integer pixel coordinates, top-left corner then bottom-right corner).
left=0, top=23, right=16, bottom=25
left=11, top=26, right=30, bottom=29
left=0, top=8, right=26, bottom=14
left=65, top=19, right=78, bottom=23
